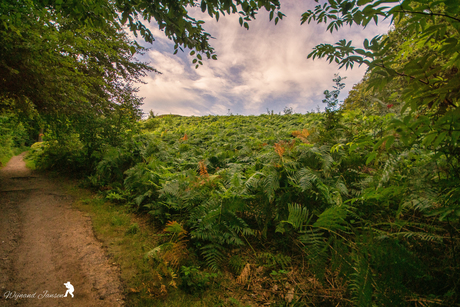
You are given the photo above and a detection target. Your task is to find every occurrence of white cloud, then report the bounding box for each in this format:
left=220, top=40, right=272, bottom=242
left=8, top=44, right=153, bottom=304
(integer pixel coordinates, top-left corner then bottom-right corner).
left=137, top=0, right=390, bottom=116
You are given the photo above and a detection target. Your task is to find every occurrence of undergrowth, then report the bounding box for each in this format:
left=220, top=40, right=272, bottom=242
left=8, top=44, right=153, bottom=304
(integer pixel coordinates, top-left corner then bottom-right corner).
left=29, top=111, right=460, bottom=306
left=64, top=181, right=255, bottom=306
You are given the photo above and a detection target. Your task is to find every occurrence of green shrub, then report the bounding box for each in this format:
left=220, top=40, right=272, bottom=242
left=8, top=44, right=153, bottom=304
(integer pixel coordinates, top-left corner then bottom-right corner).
left=125, top=223, right=140, bottom=235
left=179, top=266, right=218, bottom=295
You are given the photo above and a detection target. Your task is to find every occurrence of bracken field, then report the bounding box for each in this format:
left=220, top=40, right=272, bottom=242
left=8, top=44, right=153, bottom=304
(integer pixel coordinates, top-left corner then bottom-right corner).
left=2, top=0, right=460, bottom=305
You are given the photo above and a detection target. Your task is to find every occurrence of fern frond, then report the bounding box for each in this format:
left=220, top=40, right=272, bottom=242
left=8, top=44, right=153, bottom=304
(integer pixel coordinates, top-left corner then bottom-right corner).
left=313, top=205, right=349, bottom=232
left=295, top=168, right=318, bottom=191
left=164, top=221, right=187, bottom=236
left=292, top=128, right=311, bottom=143
left=349, top=255, right=373, bottom=307
left=160, top=180, right=181, bottom=197
left=299, top=228, right=328, bottom=280
left=244, top=171, right=264, bottom=192
left=335, top=180, right=349, bottom=196
left=236, top=263, right=251, bottom=284
left=229, top=171, right=245, bottom=189
left=398, top=231, right=443, bottom=243
left=310, top=145, right=334, bottom=171
left=402, top=191, right=437, bottom=213
left=261, top=169, right=280, bottom=202
left=201, top=243, right=225, bottom=271
left=298, top=228, right=325, bottom=248
left=379, top=155, right=398, bottom=186
left=144, top=246, right=162, bottom=261
left=316, top=181, right=333, bottom=204
left=228, top=255, right=245, bottom=275
left=256, top=252, right=291, bottom=270
left=276, top=203, right=312, bottom=233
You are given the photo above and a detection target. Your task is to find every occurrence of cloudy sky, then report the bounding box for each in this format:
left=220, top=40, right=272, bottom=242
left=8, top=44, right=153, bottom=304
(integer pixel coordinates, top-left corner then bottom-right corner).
left=135, top=1, right=390, bottom=116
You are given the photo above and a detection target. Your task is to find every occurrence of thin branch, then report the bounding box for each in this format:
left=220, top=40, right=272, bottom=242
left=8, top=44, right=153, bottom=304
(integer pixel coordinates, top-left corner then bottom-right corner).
left=395, top=9, right=460, bottom=23
left=373, top=62, right=430, bottom=85
left=444, top=98, right=457, bottom=109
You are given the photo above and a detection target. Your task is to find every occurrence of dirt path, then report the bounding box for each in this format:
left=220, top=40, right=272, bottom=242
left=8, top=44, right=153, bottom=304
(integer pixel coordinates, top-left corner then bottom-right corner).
left=0, top=153, right=125, bottom=306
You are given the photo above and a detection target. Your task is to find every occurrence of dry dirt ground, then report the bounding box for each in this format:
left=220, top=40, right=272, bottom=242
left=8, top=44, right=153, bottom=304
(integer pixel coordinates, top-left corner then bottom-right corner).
left=0, top=153, right=125, bottom=306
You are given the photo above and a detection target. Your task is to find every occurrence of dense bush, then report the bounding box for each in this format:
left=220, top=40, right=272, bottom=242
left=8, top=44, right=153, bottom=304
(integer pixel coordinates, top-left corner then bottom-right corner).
left=24, top=68, right=459, bottom=304
left=55, top=109, right=456, bottom=305
left=0, top=114, right=35, bottom=165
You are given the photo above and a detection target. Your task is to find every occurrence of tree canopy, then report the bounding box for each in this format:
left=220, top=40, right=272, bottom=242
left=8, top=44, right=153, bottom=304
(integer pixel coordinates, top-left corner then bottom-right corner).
left=1, top=0, right=287, bottom=119
left=1, top=0, right=154, bottom=115
left=305, top=0, right=460, bottom=148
